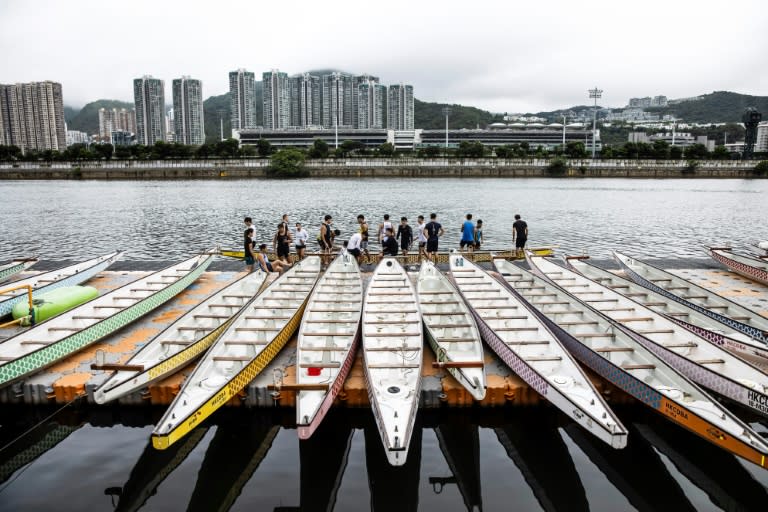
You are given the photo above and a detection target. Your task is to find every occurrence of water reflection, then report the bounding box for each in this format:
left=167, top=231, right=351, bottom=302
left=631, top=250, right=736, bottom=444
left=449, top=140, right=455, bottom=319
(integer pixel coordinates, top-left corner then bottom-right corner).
left=431, top=422, right=482, bottom=512
left=564, top=423, right=695, bottom=512
left=495, top=410, right=588, bottom=512
left=0, top=406, right=767, bottom=511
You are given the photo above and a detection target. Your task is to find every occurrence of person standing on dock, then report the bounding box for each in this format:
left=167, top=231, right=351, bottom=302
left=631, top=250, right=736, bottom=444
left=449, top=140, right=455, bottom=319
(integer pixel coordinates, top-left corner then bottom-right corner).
left=416, top=215, right=428, bottom=260
left=319, top=215, right=334, bottom=266
left=397, top=217, right=414, bottom=257
left=244, top=225, right=256, bottom=272
left=244, top=217, right=256, bottom=242
left=460, top=213, right=476, bottom=253
left=424, top=213, right=444, bottom=262
left=294, top=222, right=308, bottom=260
left=278, top=213, right=290, bottom=233
left=474, top=219, right=484, bottom=250
left=378, top=214, right=393, bottom=254
left=382, top=227, right=399, bottom=256
left=357, top=214, right=371, bottom=264
left=512, top=214, right=528, bottom=258
left=273, top=223, right=292, bottom=263
left=347, top=231, right=363, bottom=263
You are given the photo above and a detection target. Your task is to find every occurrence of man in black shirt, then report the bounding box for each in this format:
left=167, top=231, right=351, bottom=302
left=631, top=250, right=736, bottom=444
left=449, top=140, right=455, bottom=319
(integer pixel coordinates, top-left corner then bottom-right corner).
left=423, top=213, right=444, bottom=262
left=512, top=214, right=528, bottom=258
left=382, top=227, right=399, bottom=256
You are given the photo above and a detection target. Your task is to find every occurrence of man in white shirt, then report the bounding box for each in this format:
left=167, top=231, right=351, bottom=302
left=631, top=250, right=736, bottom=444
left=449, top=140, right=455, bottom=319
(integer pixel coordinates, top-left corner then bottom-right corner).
left=347, top=232, right=363, bottom=262
left=416, top=215, right=427, bottom=260
left=293, top=222, right=308, bottom=260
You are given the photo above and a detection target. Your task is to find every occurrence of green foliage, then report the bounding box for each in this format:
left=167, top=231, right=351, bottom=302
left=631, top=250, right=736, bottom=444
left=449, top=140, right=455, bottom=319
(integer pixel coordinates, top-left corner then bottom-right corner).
left=565, top=141, right=587, bottom=158
left=307, top=138, right=329, bottom=158
left=712, top=145, right=730, bottom=160
left=414, top=99, right=502, bottom=129
left=418, top=146, right=441, bottom=158
left=683, top=144, right=708, bottom=159
left=66, top=99, right=133, bottom=134
left=92, top=143, right=114, bottom=160
left=267, top=148, right=308, bottom=178
left=652, top=140, right=669, bottom=159
left=682, top=159, right=699, bottom=175
left=0, top=145, right=23, bottom=160
left=456, top=141, right=486, bottom=158
left=670, top=145, right=683, bottom=160
left=651, top=92, right=768, bottom=123
left=202, top=93, right=231, bottom=144
left=753, top=161, right=768, bottom=176
left=256, top=139, right=272, bottom=157
left=377, top=142, right=395, bottom=157
left=335, top=140, right=365, bottom=157
left=546, top=156, right=568, bottom=175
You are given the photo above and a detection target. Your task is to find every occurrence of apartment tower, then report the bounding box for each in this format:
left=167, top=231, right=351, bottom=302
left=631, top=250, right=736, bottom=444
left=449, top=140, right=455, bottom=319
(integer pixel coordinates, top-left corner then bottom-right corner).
left=321, top=72, right=354, bottom=128
left=229, top=69, right=256, bottom=131
left=172, top=76, right=205, bottom=145
left=356, top=76, right=386, bottom=129
left=0, top=81, right=66, bottom=152
left=133, top=75, right=166, bottom=145
left=262, top=69, right=290, bottom=129
left=289, top=73, right=321, bottom=128
left=387, top=84, right=414, bottom=130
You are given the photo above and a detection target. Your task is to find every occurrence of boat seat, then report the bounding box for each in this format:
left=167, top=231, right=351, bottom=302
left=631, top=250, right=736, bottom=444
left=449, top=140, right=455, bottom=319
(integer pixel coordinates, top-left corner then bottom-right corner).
left=130, top=287, right=161, bottom=292
left=72, top=315, right=109, bottom=320
left=595, top=347, right=634, bottom=353
left=525, top=356, right=562, bottom=362
left=364, top=332, right=421, bottom=337
left=366, top=346, right=420, bottom=351
left=368, top=292, right=413, bottom=296
left=421, top=301, right=461, bottom=305
left=253, top=305, right=298, bottom=309
left=224, top=340, right=268, bottom=346
left=695, top=359, right=725, bottom=364
left=194, top=314, right=231, bottom=319
left=584, top=298, right=619, bottom=302
left=301, top=346, right=350, bottom=351
left=450, top=269, right=475, bottom=273
left=244, top=315, right=292, bottom=320
left=473, top=305, right=518, bottom=309
left=730, top=316, right=750, bottom=320
left=491, top=326, right=538, bottom=331
left=621, top=293, right=647, bottom=297
left=213, top=356, right=252, bottom=362
left=20, top=340, right=52, bottom=345
left=529, top=301, right=569, bottom=305
left=438, top=337, right=478, bottom=343
left=651, top=278, right=672, bottom=282
left=93, top=305, right=123, bottom=309
left=535, top=309, right=576, bottom=314
left=579, top=333, right=616, bottom=338
left=314, top=308, right=361, bottom=312
left=365, top=320, right=420, bottom=324
left=666, top=286, right=689, bottom=290
left=302, top=332, right=353, bottom=337
left=367, top=363, right=421, bottom=368
left=112, top=296, right=140, bottom=301
left=304, top=319, right=357, bottom=324
left=642, top=302, right=666, bottom=307
left=235, top=327, right=281, bottom=332
left=161, top=340, right=194, bottom=345
left=508, top=340, right=550, bottom=345
left=299, top=362, right=341, bottom=368
left=635, top=329, right=674, bottom=334
left=427, top=323, right=472, bottom=328
left=48, top=326, right=79, bottom=331
left=222, top=294, right=253, bottom=299
left=683, top=295, right=708, bottom=300
left=422, top=311, right=465, bottom=316
left=420, top=291, right=460, bottom=295
left=666, top=312, right=689, bottom=317
left=705, top=305, right=728, bottom=309
left=622, top=364, right=656, bottom=370
left=615, top=317, right=654, bottom=323
left=313, top=299, right=361, bottom=303
left=177, top=326, right=211, bottom=331
left=208, top=303, right=242, bottom=308
left=609, top=285, right=630, bottom=289
left=514, top=286, right=546, bottom=291
left=556, top=321, right=598, bottom=326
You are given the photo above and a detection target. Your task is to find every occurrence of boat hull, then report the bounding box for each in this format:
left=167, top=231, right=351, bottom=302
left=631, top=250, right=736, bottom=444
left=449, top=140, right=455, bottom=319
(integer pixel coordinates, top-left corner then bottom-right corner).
left=710, top=248, right=768, bottom=286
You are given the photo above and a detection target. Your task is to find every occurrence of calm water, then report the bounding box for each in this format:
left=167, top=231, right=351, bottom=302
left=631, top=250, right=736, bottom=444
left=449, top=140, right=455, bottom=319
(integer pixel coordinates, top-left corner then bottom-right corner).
left=1, top=406, right=767, bottom=512
left=0, top=178, right=766, bottom=261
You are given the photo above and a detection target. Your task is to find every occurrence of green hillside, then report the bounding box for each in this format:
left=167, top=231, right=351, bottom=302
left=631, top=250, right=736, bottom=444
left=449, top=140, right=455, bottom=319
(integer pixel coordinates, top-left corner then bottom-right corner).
left=414, top=99, right=501, bottom=130
left=67, top=99, right=134, bottom=134
left=648, top=91, right=768, bottom=123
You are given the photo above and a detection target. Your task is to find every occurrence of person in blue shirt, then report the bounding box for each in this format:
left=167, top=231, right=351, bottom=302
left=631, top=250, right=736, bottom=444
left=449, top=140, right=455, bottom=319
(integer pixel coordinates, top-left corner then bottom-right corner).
left=460, top=213, right=476, bottom=253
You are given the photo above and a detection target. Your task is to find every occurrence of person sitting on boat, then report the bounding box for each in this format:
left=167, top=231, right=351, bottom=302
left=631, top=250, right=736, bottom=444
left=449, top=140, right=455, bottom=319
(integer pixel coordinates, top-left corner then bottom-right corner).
left=256, top=244, right=291, bottom=273
left=382, top=227, right=399, bottom=256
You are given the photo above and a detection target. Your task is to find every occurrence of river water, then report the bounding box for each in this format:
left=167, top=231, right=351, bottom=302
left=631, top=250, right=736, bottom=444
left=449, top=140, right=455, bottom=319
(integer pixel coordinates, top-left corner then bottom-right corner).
left=1, top=177, right=768, bottom=510
left=0, top=178, right=765, bottom=261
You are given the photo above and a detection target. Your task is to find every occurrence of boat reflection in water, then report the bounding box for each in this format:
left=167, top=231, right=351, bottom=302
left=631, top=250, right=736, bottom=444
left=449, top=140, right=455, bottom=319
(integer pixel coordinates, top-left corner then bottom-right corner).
left=431, top=422, right=482, bottom=512
left=276, top=412, right=354, bottom=512
left=495, top=410, right=588, bottom=512
left=187, top=415, right=280, bottom=512
left=635, top=419, right=768, bottom=512
left=365, top=416, right=422, bottom=512
left=108, top=426, right=208, bottom=512
left=564, top=422, right=695, bottom=512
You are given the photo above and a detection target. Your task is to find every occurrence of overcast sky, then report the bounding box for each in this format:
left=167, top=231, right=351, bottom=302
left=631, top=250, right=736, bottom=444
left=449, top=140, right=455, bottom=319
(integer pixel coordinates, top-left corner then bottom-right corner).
left=1, top=0, right=766, bottom=113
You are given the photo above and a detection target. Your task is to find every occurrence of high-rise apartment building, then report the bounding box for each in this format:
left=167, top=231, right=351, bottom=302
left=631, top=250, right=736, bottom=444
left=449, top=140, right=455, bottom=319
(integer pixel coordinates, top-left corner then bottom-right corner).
left=322, top=72, right=354, bottom=128
left=289, top=73, right=321, bottom=128
left=263, top=70, right=290, bottom=129
left=352, top=74, right=379, bottom=128
left=387, top=84, right=414, bottom=130
left=172, top=76, right=205, bottom=145
left=229, top=69, right=257, bottom=131
left=98, top=107, right=137, bottom=139
left=0, top=81, right=66, bottom=152
left=356, top=77, right=386, bottom=129
left=133, top=75, right=166, bottom=145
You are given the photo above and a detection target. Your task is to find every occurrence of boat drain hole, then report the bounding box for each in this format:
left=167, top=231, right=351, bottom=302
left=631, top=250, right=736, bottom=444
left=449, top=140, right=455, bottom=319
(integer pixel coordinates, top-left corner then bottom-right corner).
left=387, top=386, right=400, bottom=394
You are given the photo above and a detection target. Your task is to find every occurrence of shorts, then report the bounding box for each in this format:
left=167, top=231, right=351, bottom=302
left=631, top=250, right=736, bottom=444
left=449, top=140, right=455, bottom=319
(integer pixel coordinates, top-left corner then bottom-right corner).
left=348, top=248, right=361, bottom=257
left=515, top=238, right=527, bottom=249
left=295, top=244, right=305, bottom=251
left=474, top=241, right=481, bottom=250
left=277, top=244, right=290, bottom=258
left=401, top=240, right=411, bottom=251
left=460, top=240, right=474, bottom=248
left=266, top=262, right=274, bottom=272
left=245, top=255, right=255, bottom=265
left=419, top=242, right=426, bottom=248
left=426, top=239, right=439, bottom=253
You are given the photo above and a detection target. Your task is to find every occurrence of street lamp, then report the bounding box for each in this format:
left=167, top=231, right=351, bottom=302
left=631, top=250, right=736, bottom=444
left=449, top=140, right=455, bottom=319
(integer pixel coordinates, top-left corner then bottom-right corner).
left=588, top=87, right=602, bottom=158
left=217, top=109, right=226, bottom=141
left=562, top=114, right=567, bottom=147
left=442, top=106, right=452, bottom=153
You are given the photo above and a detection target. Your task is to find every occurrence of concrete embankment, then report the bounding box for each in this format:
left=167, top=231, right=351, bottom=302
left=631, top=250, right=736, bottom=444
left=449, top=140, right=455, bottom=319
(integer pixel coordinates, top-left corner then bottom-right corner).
left=0, top=158, right=764, bottom=179
left=1, top=260, right=765, bottom=409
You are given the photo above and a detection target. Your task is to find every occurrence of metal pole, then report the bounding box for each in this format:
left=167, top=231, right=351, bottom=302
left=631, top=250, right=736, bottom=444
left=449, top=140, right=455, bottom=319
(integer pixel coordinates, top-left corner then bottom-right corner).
left=335, top=111, right=338, bottom=149
left=562, top=114, right=566, bottom=147
left=588, top=87, right=602, bottom=158
left=442, top=106, right=452, bottom=153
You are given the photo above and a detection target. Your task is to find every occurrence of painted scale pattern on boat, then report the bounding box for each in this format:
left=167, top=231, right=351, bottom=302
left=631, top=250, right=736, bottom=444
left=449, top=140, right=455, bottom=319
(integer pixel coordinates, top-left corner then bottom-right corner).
left=711, top=250, right=768, bottom=285
left=0, top=258, right=210, bottom=387
left=220, top=248, right=554, bottom=264
left=152, top=300, right=307, bottom=450
left=0, top=262, right=27, bottom=283
left=620, top=263, right=768, bottom=345
left=297, top=332, right=359, bottom=439
left=666, top=316, right=768, bottom=361
left=0, top=254, right=119, bottom=317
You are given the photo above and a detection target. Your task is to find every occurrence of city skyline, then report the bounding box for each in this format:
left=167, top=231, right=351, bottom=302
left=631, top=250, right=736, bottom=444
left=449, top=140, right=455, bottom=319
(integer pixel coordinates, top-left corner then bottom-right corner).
left=2, top=1, right=766, bottom=113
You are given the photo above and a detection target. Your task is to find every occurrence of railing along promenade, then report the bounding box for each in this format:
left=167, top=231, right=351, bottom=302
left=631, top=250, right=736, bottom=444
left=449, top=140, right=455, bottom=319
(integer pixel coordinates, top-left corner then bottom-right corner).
left=0, top=157, right=763, bottom=179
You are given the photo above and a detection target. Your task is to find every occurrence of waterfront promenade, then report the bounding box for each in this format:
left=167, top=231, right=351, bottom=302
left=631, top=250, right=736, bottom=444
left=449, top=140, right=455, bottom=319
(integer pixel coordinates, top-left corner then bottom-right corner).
left=0, top=157, right=764, bottom=179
